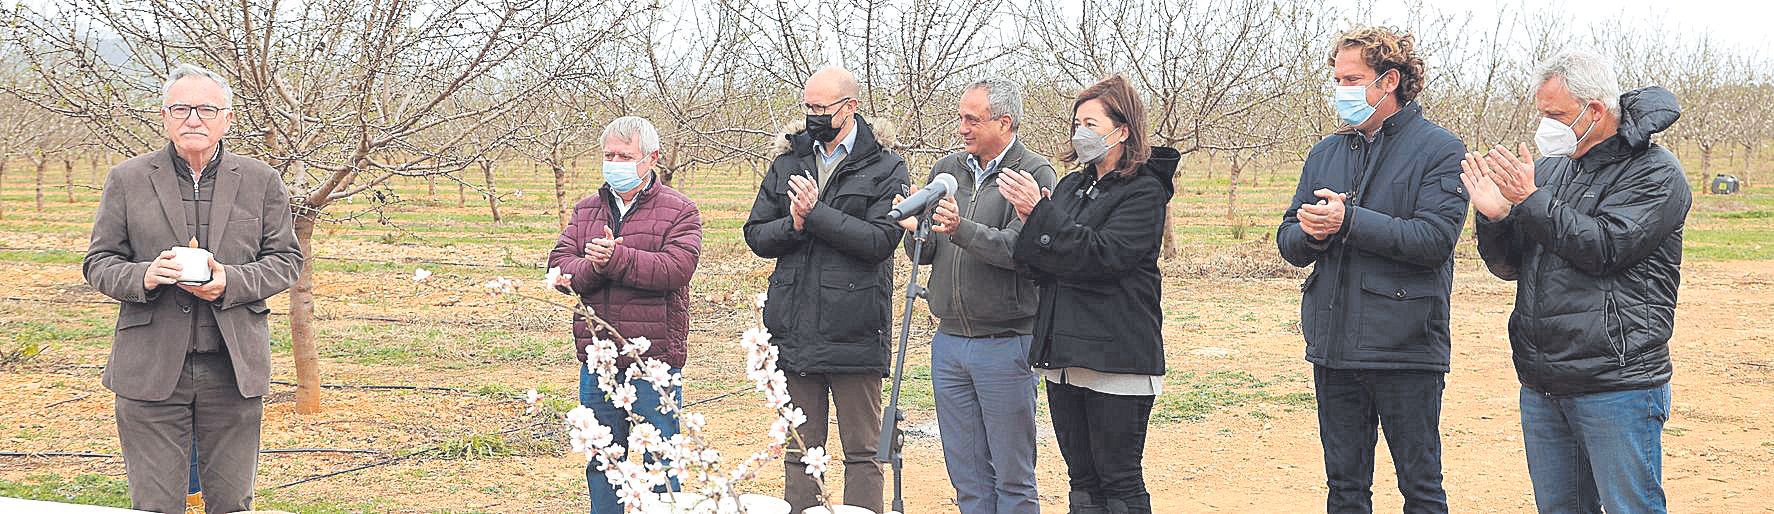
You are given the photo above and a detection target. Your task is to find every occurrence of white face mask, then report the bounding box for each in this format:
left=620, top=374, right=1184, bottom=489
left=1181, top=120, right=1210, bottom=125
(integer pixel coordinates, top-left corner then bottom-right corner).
left=1534, top=105, right=1597, bottom=157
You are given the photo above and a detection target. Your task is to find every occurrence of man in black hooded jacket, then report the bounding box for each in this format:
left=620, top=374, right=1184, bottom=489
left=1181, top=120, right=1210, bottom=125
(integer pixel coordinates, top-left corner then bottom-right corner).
left=1462, top=49, right=1689, bottom=514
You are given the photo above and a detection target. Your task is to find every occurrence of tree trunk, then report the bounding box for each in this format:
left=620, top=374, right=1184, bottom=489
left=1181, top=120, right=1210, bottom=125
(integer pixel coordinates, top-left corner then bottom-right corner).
left=570, top=157, right=580, bottom=192
left=1227, top=155, right=1245, bottom=240
left=35, top=157, right=47, bottom=212
left=90, top=154, right=102, bottom=185
left=658, top=146, right=677, bottom=187
left=289, top=212, right=323, bottom=414
left=1699, top=143, right=1713, bottom=192
left=553, top=164, right=570, bottom=230
left=1740, top=143, right=1755, bottom=182
left=1160, top=215, right=1178, bottom=260
left=1160, top=154, right=1182, bottom=260
left=457, top=175, right=467, bottom=208
left=0, top=158, right=8, bottom=221
left=427, top=175, right=436, bottom=203
left=63, top=158, right=76, bottom=203
left=481, top=161, right=502, bottom=223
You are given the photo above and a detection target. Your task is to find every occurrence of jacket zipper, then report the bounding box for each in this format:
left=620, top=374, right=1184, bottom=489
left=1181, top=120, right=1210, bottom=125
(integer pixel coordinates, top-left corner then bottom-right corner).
left=600, top=186, right=658, bottom=358
left=1327, top=133, right=1383, bottom=363
left=1605, top=292, right=1626, bottom=366
left=792, top=152, right=869, bottom=376
left=598, top=203, right=615, bottom=341
left=953, top=169, right=981, bottom=337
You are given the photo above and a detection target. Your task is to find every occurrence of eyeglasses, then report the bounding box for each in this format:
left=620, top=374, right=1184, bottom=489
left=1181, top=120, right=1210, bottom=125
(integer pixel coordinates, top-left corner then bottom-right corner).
left=164, top=104, right=230, bottom=120
left=803, top=97, right=853, bottom=115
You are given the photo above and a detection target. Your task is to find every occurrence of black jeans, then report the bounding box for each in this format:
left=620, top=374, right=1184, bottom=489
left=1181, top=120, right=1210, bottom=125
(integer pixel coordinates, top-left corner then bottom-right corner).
left=1313, top=365, right=1448, bottom=514
left=1047, top=380, right=1154, bottom=512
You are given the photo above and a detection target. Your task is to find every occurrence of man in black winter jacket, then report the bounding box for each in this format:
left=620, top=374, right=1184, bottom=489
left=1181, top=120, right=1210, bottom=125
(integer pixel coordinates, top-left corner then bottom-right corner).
left=1279, top=27, right=1467, bottom=514
left=743, top=66, right=909, bottom=513
left=1462, top=49, right=1688, bottom=514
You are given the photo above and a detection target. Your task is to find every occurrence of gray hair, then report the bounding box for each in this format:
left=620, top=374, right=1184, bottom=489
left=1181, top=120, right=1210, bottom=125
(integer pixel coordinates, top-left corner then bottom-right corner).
left=602, top=116, right=661, bottom=155
left=161, top=63, right=234, bottom=108
left=1534, top=49, right=1621, bottom=115
left=966, top=78, right=1024, bottom=131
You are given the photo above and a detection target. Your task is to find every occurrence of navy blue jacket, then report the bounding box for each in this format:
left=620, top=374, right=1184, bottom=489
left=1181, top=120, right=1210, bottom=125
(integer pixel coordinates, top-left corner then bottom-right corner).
left=1278, top=102, right=1469, bottom=372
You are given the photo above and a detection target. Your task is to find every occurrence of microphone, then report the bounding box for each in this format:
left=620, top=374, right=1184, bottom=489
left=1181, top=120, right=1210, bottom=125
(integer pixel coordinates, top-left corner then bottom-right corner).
left=888, top=173, right=957, bottom=220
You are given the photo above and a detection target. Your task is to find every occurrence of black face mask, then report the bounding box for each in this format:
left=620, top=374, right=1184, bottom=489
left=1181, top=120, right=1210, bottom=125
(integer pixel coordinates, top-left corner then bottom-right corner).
left=806, top=112, right=843, bottom=143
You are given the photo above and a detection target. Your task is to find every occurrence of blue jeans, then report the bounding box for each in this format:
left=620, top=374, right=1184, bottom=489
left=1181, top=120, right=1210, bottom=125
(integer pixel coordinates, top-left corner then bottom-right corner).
left=1520, top=384, right=1671, bottom=514
left=579, top=363, right=682, bottom=514
left=1313, top=366, right=1448, bottom=514
left=931, top=332, right=1039, bottom=514
left=188, top=435, right=201, bottom=494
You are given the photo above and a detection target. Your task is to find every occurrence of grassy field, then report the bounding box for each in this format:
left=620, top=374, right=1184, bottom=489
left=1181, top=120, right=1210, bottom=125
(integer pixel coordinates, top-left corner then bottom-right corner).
left=1, top=141, right=1771, bottom=513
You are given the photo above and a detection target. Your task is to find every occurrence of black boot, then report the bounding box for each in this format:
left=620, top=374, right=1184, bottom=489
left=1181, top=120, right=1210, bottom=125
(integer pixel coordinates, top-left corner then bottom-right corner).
left=1104, top=494, right=1153, bottom=514
left=1068, top=490, right=1109, bottom=514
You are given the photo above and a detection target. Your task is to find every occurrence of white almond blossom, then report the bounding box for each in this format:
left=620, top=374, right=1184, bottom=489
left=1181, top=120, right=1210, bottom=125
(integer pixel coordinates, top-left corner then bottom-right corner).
left=610, top=382, right=639, bottom=411
left=800, top=446, right=831, bottom=479
left=558, top=290, right=840, bottom=513
left=482, top=277, right=518, bottom=294
left=680, top=412, right=707, bottom=435
left=624, top=336, right=652, bottom=356
left=782, top=406, right=807, bottom=429
left=545, top=266, right=573, bottom=292
left=629, top=422, right=664, bottom=454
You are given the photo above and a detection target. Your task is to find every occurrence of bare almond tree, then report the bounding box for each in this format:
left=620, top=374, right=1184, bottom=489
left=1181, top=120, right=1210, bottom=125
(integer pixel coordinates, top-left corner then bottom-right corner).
left=1023, top=0, right=1331, bottom=257
left=635, top=0, right=784, bottom=185
left=514, top=107, right=598, bottom=228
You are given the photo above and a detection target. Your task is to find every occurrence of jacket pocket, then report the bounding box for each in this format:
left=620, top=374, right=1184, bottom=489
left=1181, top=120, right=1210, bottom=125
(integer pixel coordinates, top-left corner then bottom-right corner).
left=117, top=304, right=154, bottom=331
left=825, top=186, right=878, bottom=219
left=763, top=274, right=796, bottom=335
left=1603, top=292, right=1626, bottom=366
left=1300, top=271, right=1324, bottom=356
left=1355, top=272, right=1438, bottom=352
left=955, top=258, right=1034, bottom=322
left=817, top=270, right=883, bottom=343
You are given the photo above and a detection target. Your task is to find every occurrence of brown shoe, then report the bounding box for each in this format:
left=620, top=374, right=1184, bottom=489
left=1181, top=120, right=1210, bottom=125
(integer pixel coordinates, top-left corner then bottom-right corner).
left=186, top=492, right=204, bottom=513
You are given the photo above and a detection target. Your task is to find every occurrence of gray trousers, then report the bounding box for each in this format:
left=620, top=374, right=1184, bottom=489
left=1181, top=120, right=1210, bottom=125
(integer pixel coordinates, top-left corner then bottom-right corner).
left=115, top=352, right=262, bottom=514
left=784, top=372, right=884, bottom=513
left=932, top=332, right=1040, bottom=514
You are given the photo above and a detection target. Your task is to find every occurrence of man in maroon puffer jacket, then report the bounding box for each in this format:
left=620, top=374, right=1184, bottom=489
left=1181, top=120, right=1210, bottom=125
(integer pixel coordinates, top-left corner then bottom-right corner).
left=547, top=115, right=702, bottom=513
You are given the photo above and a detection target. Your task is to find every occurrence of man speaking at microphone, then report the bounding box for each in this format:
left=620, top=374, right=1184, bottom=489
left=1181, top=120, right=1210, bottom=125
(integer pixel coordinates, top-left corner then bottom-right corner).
left=896, top=78, right=1055, bottom=514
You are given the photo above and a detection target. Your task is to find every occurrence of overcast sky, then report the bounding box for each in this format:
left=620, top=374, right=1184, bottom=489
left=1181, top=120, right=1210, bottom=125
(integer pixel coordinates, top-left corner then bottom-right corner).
left=7, top=0, right=1766, bottom=55
left=1336, top=0, right=1770, bottom=51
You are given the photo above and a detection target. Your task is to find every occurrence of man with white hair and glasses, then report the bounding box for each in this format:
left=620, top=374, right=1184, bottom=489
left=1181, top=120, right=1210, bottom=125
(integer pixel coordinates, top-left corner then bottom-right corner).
left=1462, top=49, right=1689, bottom=513
left=83, top=63, right=303, bottom=513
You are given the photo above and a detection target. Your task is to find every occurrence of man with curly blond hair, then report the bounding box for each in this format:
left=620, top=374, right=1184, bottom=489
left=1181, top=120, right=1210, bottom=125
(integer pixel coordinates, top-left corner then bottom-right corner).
left=1278, top=26, right=1468, bottom=513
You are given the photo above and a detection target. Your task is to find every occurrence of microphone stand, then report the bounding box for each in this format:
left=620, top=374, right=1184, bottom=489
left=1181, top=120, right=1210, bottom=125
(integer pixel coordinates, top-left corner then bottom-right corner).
left=876, top=208, right=933, bottom=514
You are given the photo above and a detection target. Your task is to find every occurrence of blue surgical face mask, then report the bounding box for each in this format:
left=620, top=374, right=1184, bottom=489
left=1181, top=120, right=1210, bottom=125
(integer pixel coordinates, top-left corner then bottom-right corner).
left=602, top=159, right=645, bottom=192
left=1330, top=69, right=1394, bottom=127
